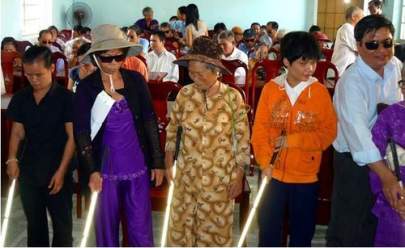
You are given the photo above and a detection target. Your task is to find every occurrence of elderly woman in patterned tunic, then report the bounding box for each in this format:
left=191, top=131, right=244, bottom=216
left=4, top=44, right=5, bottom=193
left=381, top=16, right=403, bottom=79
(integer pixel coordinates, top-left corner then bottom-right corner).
left=164, top=36, right=250, bottom=247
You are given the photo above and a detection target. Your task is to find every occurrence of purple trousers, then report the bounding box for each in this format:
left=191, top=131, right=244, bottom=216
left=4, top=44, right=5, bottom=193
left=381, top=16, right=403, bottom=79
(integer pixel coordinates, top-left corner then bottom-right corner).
left=95, top=99, right=154, bottom=246
left=95, top=173, right=153, bottom=247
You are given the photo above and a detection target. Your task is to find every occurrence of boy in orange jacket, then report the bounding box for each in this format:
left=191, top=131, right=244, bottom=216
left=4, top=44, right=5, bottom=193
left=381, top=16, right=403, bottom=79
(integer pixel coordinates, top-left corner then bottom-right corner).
left=251, top=31, right=337, bottom=246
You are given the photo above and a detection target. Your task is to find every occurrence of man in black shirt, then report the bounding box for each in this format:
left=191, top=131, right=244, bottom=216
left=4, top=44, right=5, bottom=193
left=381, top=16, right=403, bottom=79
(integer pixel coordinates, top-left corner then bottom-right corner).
left=6, top=46, right=75, bottom=246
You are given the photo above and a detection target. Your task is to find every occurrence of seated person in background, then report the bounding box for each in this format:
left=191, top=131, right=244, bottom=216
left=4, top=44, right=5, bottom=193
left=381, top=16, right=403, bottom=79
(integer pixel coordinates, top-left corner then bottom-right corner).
left=127, top=25, right=150, bottom=57
left=238, top=29, right=257, bottom=59
left=170, top=6, right=187, bottom=37
left=134, top=6, right=159, bottom=34
left=231, top=26, right=244, bottom=46
left=212, top=22, right=227, bottom=40
left=258, top=25, right=272, bottom=47
left=251, top=22, right=261, bottom=37
left=38, top=29, right=66, bottom=77
left=67, top=42, right=95, bottom=92
left=64, top=25, right=91, bottom=61
left=271, top=29, right=287, bottom=52
left=1, top=37, right=18, bottom=53
left=218, top=30, right=248, bottom=85
left=312, top=31, right=331, bottom=50
left=48, top=25, right=65, bottom=51
left=146, top=31, right=179, bottom=82
left=80, top=27, right=92, bottom=40
left=266, top=21, right=279, bottom=42
left=68, top=38, right=89, bottom=67
left=160, top=22, right=181, bottom=52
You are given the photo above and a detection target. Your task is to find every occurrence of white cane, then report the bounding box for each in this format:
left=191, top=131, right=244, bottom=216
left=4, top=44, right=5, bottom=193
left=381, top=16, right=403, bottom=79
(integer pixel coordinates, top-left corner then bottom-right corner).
left=0, top=178, right=17, bottom=247
left=80, top=191, right=99, bottom=247
left=160, top=126, right=183, bottom=247
left=237, top=131, right=286, bottom=247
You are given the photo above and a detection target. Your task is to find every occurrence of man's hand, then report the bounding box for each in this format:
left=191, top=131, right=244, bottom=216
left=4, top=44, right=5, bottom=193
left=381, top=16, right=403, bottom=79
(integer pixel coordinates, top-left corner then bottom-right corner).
left=151, top=169, right=165, bottom=187
left=228, top=167, right=244, bottom=199
left=89, top=172, right=102, bottom=192
left=6, top=161, right=19, bottom=179
left=261, top=166, right=273, bottom=179
left=48, top=169, right=65, bottom=195
left=380, top=172, right=403, bottom=209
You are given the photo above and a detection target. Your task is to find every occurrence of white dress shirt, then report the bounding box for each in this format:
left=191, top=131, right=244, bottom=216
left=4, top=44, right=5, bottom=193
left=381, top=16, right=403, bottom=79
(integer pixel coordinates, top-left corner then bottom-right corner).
left=333, top=56, right=402, bottom=166
left=146, top=50, right=179, bottom=82
left=221, top=47, right=248, bottom=85
left=331, top=23, right=357, bottom=76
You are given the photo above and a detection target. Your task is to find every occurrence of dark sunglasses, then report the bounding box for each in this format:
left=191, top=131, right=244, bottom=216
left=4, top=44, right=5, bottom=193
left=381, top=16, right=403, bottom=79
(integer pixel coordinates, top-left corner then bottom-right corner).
left=128, top=35, right=135, bottom=39
left=163, top=30, right=171, bottom=34
left=364, top=39, right=393, bottom=50
left=97, top=54, right=126, bottom=63
left=42, top=41, right=53, bottom=44
left=398, top=80, right=405, bottom=88
left=247, top=38, right=255, bottom=42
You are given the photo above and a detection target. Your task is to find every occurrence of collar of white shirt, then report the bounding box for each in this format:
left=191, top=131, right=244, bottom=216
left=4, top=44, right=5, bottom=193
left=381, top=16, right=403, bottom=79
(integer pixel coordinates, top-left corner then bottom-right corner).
left=274, top=73, right=317, bottom=105
left=356, top=55, right=397, bottom=85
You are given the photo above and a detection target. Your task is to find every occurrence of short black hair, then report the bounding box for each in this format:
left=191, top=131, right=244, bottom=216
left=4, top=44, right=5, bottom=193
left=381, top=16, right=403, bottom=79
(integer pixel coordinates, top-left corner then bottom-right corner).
left=267, top=21, right=279, bottom=31
left=151, top=30, right=166, bottom=42
left=143, top=6, right=153, bottom=14
left=38, top=29, right=52, bottom=39
left=22, top=45, right=53, bottom=68
left=214, top=22, right=227, bottom=33
left=1, top=37, right=17, bottom=50
left=160, top=22, right=170, bottom=29
left=280, top=31, right=320, bottom=64
left=81, top=27, right=91, bottom=34
left=77, top=42, right=91, bottom=57
left=369, top=0, right=383, bottom=7
left=354, top=14, right=394, bottom=41
left=48, top=25, right=58, bottom=33
left=169, top=16, right=178, bottom=22
left=178, top=6, right=187, bottom=15
left=251, top=22, right=260, bottom=28
left=309, top=25, right=321, bottom=33
left=128, top=25, right=142, bottom=35
left=73, top=25, right=84, bottom=32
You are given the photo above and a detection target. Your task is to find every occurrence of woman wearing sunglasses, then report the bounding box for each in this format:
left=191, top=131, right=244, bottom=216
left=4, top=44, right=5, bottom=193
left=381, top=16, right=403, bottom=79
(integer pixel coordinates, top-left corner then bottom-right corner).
left=370, top=72, right=405, bottom=246
left=73, top=24, right=165, bottom=246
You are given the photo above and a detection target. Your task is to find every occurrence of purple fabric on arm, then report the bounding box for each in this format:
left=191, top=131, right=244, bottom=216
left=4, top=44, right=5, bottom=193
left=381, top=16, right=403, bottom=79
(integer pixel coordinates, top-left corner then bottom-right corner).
left=370, top=101, right=405, bottom=246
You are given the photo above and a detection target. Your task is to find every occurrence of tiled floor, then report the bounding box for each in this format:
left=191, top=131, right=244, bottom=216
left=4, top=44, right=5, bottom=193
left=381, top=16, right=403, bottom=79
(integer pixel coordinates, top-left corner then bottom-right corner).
left=1, top=174, right=327, bottom=247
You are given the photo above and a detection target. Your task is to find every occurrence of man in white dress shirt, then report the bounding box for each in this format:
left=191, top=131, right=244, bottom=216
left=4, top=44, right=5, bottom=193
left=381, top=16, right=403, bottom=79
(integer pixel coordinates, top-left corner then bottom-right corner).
left=146, top=31, right=179, bottom=82
left=327, top=15, right=403, bottom=246
left=331, top=6, right=364, bottom=76
left=218, top=31, right=249, bottom=85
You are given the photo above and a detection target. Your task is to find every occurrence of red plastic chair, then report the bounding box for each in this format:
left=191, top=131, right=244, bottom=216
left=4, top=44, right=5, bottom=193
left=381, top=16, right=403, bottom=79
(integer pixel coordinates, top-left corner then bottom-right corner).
left=136, top=55, right=147, bottom=67
left=313, top=60, right=339, bottom=94
left=322, top=48, right=333, bottom=62
left=220, top=59, right=249, bottom=102
left=250, top=59, right=282, bottom=118
left=1, top=51, right=20, bottom=93
left=51, top=52, right=69, bottom=88
left=15, top=40, right=32, bottom=55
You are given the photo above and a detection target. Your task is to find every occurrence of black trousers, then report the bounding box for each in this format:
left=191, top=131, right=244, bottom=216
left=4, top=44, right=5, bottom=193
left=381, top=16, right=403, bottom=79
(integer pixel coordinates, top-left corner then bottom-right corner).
left=258, top=178, right=319, bottom=247
left=19, top=179, right=73, bottom=247
left=326, top=151, right=377, bottom=246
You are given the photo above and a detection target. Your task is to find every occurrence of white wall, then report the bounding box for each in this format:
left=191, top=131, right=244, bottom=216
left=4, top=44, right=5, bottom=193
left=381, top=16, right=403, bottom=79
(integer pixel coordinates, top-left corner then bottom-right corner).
left=60, top=0, right=318, bottom=31
left=1, top=0, right=319, bottom=41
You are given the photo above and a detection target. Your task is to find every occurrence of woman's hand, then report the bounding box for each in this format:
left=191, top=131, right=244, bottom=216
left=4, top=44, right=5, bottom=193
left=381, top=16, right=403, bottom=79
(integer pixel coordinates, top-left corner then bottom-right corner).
left=89, top=172, right=103, bottom=192
left=228, top=167, right=244, bottom=199
left=6, top=161, right=19, bottom=179
left=151, top=169, right=165, bottom=187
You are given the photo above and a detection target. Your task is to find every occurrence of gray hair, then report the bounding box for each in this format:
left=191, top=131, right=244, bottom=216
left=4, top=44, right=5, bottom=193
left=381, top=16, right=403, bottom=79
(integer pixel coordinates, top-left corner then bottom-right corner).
left=345, top=6, right=362, bottom=20
left=205, top=63, right=221, bottom=74
left=218, top=30, right=235, bottom=43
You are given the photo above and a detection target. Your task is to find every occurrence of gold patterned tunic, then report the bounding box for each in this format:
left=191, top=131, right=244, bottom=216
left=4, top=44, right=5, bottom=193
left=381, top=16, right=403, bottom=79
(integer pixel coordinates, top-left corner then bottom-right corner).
left=165, top=82, right=250, bottom=246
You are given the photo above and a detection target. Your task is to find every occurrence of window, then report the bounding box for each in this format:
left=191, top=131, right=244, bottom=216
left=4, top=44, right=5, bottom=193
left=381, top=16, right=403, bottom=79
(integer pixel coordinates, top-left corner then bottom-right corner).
left=21, top=0, right=52, bottom=39
left=401, top=0, right=405, bottom=39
